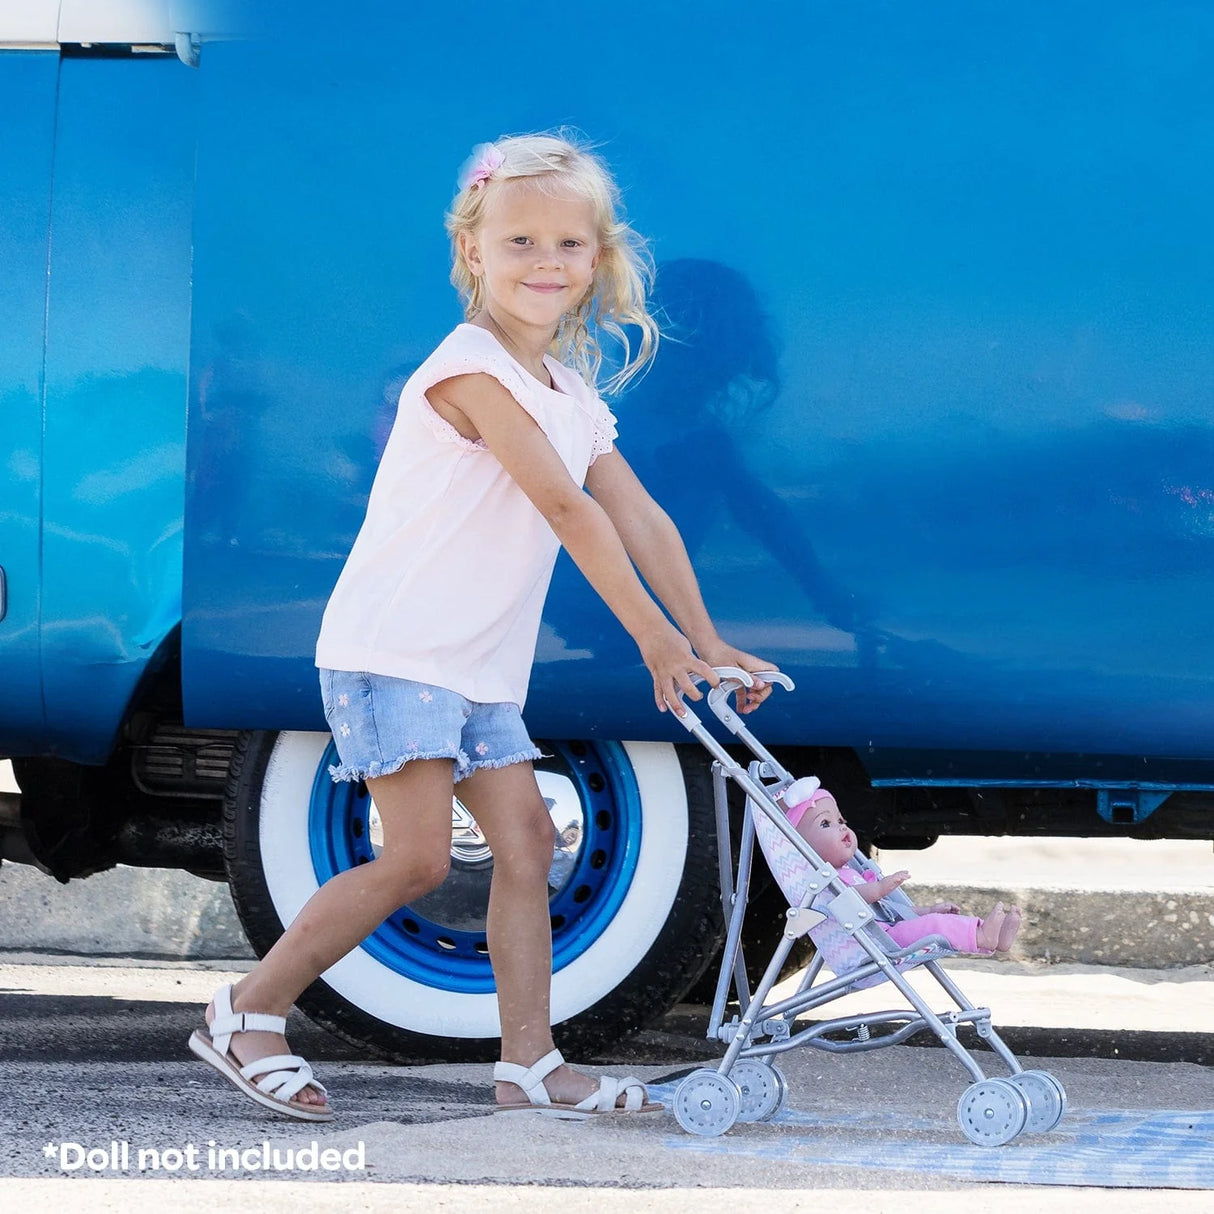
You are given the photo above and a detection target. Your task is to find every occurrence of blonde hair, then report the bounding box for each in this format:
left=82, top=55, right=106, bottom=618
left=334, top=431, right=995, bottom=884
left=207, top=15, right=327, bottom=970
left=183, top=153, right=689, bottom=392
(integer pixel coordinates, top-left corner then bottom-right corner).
left=445, top=131, right=659, bottom=393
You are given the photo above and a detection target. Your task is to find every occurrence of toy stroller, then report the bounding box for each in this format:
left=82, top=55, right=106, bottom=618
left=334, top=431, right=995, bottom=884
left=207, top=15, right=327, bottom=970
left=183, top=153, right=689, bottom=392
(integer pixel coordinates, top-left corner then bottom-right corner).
left=669, top=667, right=1067, bottom=1145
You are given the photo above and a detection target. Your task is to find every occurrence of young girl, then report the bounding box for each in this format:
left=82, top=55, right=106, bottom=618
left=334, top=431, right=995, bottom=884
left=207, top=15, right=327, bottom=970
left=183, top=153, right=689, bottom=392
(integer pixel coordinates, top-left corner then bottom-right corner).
left=780, top=778, right=1022, bottom=956
left=188, top=132, right=776, bottom=1121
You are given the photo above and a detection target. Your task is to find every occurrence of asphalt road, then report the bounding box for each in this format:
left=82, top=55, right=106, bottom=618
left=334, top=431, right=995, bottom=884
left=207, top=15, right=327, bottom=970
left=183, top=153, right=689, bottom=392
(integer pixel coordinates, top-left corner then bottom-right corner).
left=0, top=953, right=1211, bottom=1210
left=2, top=758, right=1211, bottom=1208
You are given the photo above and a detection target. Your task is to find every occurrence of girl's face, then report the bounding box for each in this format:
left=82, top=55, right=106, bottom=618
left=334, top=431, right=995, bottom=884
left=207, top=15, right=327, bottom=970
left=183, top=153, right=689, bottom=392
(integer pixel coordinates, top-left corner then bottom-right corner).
left=799, top=797, right=857, bottom=867
left=459, top=179, right=601, bottom=335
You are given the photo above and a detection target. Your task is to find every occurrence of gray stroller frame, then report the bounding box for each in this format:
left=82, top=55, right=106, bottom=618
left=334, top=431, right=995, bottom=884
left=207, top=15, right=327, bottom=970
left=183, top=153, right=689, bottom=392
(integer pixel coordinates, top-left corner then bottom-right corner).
left=669, top=667, right=1068, bottom=1144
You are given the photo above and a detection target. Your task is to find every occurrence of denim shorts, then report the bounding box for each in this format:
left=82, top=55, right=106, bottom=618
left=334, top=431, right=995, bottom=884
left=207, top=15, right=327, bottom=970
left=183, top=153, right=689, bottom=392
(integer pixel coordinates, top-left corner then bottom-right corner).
left=319, top=669, right=543, bottom=784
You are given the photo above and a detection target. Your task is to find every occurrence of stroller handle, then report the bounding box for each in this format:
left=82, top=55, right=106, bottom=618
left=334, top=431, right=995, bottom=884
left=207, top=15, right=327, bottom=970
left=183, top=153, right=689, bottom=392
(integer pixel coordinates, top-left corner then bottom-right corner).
left=669, top=667, right=795, bottom=740
left=706, top=667, right=795, bottom=722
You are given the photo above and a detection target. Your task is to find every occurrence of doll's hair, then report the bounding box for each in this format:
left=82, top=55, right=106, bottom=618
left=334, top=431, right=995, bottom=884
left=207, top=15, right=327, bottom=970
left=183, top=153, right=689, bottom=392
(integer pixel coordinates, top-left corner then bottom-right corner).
left=446, top=130, right=659, bottom=393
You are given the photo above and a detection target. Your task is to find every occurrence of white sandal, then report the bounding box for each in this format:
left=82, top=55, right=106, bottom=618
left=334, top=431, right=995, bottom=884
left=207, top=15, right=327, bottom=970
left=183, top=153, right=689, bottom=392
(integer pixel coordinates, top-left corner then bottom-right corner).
left=493, top=1048, right=661, bottom=1118
left=187, top=984, right=333, bottom=1122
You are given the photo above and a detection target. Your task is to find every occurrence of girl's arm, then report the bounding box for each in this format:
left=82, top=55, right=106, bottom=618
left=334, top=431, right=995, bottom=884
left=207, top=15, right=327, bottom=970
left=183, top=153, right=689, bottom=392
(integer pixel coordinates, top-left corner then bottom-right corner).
left=584, top=448, right=777, bottom=712
left=429, top=373, right=716, bottom=714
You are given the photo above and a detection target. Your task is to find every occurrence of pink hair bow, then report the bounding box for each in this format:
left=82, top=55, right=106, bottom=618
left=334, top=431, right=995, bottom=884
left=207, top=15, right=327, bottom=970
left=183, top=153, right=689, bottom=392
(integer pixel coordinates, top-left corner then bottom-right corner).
left=459, top=143, right=505, bottom=192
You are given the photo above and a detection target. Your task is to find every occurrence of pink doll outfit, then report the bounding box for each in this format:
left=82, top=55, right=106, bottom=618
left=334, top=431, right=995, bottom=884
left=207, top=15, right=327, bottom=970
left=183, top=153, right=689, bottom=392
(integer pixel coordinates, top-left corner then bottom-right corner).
left=834, top=867, right=988, bottom=955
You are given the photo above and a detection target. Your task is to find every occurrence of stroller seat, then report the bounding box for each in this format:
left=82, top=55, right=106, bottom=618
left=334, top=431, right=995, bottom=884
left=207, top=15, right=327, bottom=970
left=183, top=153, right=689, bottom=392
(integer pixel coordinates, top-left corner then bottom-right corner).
left=750, top=794, right=937, bottom=988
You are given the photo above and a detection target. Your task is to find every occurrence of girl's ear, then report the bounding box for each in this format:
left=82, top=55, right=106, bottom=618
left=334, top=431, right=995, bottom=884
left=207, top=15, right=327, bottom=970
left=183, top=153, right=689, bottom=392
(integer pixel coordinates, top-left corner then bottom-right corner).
left=459, top=229, right=483, bottom=277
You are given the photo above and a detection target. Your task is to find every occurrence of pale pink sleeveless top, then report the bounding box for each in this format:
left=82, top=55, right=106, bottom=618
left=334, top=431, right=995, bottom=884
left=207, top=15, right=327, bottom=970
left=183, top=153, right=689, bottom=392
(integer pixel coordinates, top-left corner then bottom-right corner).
left=315, top=325, right=617, bottom=708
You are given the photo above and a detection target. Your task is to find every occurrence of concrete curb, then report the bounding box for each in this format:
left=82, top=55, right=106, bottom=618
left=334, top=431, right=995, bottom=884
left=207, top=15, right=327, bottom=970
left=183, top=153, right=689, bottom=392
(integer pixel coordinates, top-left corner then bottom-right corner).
left=918, top=883, right=1214, bottom=967
left=0, top=862, right=254, bottom=960
left=2, top=860, right=1212, bottom=967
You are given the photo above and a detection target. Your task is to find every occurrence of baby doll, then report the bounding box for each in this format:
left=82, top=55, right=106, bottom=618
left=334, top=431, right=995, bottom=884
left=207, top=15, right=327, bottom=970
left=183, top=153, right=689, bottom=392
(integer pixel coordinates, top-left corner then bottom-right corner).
left=782, top=777, right=1022, bottom=955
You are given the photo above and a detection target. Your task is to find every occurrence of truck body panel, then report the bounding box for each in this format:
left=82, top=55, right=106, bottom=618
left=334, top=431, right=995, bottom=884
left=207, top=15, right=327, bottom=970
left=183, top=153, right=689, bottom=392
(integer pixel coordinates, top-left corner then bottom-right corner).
left=0, top=0, right=1211, bottom=792
left=0, top=51, right=56, bottom=755
left=180, top=2, right=1214, bottom=785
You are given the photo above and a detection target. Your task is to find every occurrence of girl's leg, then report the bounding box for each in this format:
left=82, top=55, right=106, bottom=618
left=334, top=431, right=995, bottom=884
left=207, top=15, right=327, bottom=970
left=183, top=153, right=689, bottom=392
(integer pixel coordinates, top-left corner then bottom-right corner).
left=456, top=761, right=632, bottom=1109
left=208, top=758, right=456, bottom=1105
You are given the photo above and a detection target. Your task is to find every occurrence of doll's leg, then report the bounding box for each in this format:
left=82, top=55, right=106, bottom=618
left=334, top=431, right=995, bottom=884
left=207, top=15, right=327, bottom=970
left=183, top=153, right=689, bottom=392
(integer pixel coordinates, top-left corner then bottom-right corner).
left=885, top=911, right=986, bottom=954
left=996, top=905, right=1023, bottom=951
left=972, top=902, right=1023, bottom=952
left=885, top=904, right=1022, bottom=955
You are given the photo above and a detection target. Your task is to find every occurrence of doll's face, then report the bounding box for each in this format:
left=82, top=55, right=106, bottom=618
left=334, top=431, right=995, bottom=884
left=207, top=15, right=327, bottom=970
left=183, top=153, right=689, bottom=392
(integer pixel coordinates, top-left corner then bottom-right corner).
left=799, top=797, right=856, bottom=867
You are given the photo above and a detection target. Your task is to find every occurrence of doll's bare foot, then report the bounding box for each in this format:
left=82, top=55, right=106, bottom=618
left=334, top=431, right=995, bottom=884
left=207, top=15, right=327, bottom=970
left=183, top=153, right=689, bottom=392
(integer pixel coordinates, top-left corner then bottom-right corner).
left=996, top=905, right=1022, bottom=953
left=975, top=902, right=1006, bottom=952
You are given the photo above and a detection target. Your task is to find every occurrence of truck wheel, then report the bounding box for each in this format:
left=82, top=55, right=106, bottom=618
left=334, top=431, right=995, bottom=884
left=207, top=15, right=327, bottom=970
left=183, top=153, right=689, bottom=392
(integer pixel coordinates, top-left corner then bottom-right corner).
left=222, top=730, right=723, bottom=1062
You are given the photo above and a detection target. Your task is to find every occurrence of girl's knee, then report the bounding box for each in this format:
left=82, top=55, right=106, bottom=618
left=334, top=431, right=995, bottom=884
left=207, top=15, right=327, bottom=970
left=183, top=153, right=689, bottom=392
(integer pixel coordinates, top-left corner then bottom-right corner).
left=491, top=806, right=558, bottom=876
left=373, top=844, right=451, bottom=898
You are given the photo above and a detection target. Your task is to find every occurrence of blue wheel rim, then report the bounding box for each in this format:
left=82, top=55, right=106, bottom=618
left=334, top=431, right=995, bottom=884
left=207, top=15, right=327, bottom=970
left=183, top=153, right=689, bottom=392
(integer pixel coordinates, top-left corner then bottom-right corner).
left=308, top=739, right=644, bottom=994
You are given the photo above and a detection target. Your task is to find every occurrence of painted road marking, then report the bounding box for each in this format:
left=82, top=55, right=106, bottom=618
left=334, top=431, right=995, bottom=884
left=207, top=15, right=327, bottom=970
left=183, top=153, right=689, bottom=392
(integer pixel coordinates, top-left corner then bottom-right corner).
left=653, top=1085, right=1214, bottom=1189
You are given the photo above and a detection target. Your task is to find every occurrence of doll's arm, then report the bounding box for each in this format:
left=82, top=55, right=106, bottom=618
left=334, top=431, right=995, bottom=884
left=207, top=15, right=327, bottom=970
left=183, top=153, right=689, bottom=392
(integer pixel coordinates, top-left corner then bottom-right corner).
left=854, top=870, right=909, bottom=903
left=916, top=900, right=962, bottom=915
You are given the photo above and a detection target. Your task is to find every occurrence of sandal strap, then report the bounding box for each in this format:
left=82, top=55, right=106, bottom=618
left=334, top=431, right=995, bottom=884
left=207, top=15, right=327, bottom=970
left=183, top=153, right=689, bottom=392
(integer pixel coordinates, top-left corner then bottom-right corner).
left=212, top=1011, right=288, bottom=1039
left=492, top=1048, right=565, bottom=1105
left=239, top=1052, right=309, bottom=1081
left=240, top=1054, right=327, bottom=1102
left=207, top=983, right=288, bottom=1056
left=575, top=1075, right=647, bottom=1113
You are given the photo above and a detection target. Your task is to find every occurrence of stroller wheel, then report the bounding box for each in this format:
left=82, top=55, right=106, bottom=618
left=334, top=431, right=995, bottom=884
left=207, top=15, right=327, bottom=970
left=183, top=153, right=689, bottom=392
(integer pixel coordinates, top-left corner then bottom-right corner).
left=732, top=1059, right=787, bottom=1123
left=1010, top=1070, right=1067, bottom=1133
left=957, top=1078, right=1029, bottom=1146
left=673, top=1069, right=741, bottom=1136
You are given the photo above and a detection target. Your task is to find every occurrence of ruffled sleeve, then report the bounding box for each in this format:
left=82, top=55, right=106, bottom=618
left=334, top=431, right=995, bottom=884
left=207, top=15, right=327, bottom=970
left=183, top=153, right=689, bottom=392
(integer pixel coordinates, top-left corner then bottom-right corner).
left=406, top=328, right=550, bottom=452
left=588, top=400, right=618, bottom=464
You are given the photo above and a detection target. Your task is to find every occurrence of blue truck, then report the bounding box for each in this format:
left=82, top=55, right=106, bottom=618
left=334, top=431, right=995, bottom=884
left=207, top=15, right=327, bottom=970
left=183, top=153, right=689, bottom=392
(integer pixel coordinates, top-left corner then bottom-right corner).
left=2, top=0, right=1212, bottom=1060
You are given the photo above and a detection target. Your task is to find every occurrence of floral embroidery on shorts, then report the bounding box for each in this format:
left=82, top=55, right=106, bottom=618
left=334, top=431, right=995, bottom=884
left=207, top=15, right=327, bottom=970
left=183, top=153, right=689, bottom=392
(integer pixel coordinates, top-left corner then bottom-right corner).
left=418, top=690, right=433, bottom=703
left=475, top=741, right=489, bottom=756
left=339, top=722, right=351, bottom=737
left=337, top=693, right=350, bottom=707
left=406, top=740, right=418, bottom=751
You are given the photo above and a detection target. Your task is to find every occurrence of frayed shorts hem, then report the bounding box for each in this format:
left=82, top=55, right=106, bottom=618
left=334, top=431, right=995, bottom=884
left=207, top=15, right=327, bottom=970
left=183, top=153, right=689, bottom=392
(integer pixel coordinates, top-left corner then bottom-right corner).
left=328, top=744, right=544, bottom=785
left=456, top=745, right=545, bottom=783
left=328, top=748, right=461, bottom=783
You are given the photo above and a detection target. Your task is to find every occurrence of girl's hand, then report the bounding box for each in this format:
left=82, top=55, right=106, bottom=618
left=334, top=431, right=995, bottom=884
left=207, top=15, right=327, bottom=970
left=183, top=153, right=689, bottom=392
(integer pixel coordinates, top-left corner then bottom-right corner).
left=639, top=624, right=719, bottom=716
left=694, top=639, right=780, bottom=713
